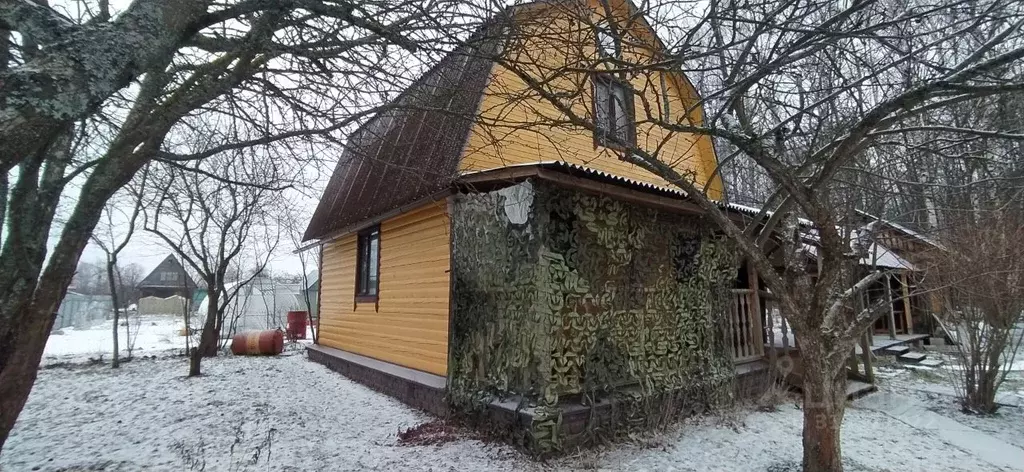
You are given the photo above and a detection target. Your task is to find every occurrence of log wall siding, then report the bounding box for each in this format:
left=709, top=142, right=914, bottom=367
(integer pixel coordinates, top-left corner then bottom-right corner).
left=318, top=201, right=451, bottom=376
left=459, top=0, right=724, bottom=200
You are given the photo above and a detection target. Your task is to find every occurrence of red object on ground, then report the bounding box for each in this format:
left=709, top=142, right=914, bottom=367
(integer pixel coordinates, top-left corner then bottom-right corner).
left=286, top=310, right=308, bottom=340
left=231, top=330, right=284, bottom=356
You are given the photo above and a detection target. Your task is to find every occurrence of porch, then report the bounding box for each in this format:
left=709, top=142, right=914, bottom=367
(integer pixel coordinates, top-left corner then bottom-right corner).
left=724, top=267, right=930, bottom=398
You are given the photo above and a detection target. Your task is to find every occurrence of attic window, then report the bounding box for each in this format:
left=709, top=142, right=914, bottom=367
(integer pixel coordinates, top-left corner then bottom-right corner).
left=160, top=272, right=179, bottom=282
left=355, top=225, right=380, bottom=302
left=593, top=74, right=636, bottom=149
left=596, top=27, right=620, bottom=59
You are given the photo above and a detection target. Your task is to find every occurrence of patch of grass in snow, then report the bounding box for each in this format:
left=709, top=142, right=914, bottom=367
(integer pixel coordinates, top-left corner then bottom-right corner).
left=397, top=419, right=481, bottom=447
left=908, top=366, right=946, bottom=384
left=172, top=417, right=282, bottom=472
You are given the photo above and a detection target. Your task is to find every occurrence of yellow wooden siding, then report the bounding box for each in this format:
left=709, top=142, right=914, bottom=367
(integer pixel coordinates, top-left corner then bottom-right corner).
left=459, top=0, right=724, bottom=199
left=318, top=201, right=451, bottom=376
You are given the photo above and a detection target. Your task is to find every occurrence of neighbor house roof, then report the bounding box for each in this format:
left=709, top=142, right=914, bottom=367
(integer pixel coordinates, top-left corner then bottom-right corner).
left=137, top=255, right=197, bottom=289
left=854, top=209, right=945, bottom=251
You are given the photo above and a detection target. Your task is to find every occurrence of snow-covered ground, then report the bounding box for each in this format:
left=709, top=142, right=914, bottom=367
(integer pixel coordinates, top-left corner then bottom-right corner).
left=43, top=315, right=187, bottom=363
left=4, top=351, right=1023, bottom=472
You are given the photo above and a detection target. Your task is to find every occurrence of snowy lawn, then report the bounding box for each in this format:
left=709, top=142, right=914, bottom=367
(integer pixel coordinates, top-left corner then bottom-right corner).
left=4, top=351, right=1024, bottom=472
left=43, top=315, right=186, bottom=363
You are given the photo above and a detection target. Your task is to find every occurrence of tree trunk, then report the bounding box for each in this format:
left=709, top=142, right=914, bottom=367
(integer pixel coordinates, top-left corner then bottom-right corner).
left=106, top=256, right=120, bottom=368
left=125, top=304, right=132, bottom=361
left=800, top=343, right=848, bottom=472
left=188, top=290, right=221, bottom=377
left=0, top=306, right=57, bottom=455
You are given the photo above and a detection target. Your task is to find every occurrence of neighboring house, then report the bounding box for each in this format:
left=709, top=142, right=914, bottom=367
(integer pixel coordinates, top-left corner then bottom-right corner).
left=303, top=0, right=762, bottom=453
left=137, top=255, right=197, bottom=299
left=855, top=210, right=946, bottom=336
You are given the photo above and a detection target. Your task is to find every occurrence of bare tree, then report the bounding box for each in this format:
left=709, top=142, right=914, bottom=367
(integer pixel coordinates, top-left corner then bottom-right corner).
left=117, top=261, right=144, bottom=359
left=465, top=1, right=1024, bottom=470
left=144, top=151, right=284, bottom=377
left=925, top=208, right=1024, bottom=413
left=90, top=172, right=148, bottom=368
left=0, top=0, right=477, bottom=450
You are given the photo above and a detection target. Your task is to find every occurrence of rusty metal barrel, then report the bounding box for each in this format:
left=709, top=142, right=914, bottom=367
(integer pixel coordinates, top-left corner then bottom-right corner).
left=286, top=310, right=307, bottom=340
left=230, top=330, right=284, bottom=356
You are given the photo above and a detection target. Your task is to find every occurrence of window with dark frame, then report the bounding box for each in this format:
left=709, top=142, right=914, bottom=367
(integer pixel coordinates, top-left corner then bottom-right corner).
left=355, top=226, right=380, bottom=301
left=593, top=74, right=636, bottom=149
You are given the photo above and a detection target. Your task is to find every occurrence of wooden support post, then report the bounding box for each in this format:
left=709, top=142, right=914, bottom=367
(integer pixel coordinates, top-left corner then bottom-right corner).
left=728, top=295, right=738, bottom=359
left=901, top=272, right=914, bottom=334
left=860, top=329, right=874, bottom=383
left=781, top=314, right=790, bottom=350
left=885, top=275, right=897, bottom=340
left=747, top=264, right=763, bottom=358
left=847, top=346, right=859, bottom=376
left=765, top=295, right=777, bottom=370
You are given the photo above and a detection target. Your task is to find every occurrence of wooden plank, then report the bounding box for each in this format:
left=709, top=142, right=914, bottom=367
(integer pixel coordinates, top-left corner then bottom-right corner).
left=765, top=295, right=777, bottom=369
left=458, top=27, right=725, bottom=199
left=747, top=264, right=764, bottom=358
left=860, top=330, right=874, bottom=383
left=901, top=272, right=914, bottom=334
left=729, top=295, right=740, bottom=358
left=885, top=275, right=897, bottom=340
left=318, top=201, right=451, bottom=376
left=899, top=352, right=927, bottom=363
left=745, top=292, right=753, bottom=354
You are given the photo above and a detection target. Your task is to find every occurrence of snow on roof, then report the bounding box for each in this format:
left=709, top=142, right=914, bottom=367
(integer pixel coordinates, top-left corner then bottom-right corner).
left=862, top=242, right=916, bottom=270
left=724, top=202, right=815, bottom=226
left=855, top=209, right=945, bottom=250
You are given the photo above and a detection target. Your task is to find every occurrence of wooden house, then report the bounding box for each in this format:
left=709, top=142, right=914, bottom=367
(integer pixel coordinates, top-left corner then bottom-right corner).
left=856, top=210, right=946, bottom=337
left=303, top=0, right=770, bottom=453
left=137, top=255, right=196, bottom=299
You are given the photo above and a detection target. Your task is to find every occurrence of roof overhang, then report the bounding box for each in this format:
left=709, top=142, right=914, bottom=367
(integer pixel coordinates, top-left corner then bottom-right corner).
left=458, top=161, right=712, bottom=216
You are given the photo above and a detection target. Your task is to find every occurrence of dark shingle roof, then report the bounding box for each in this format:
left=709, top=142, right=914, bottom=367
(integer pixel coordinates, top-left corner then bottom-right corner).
left=137, top=255, right=197, bottom=290
left=302, top=29, right=502, bottom=242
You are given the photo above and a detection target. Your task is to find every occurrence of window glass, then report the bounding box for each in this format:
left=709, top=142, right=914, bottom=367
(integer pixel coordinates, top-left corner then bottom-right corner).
left=356, top=227, right=380, bottom=298
left=367, top=234, right=379, bottom=295
left=612, top=84, right=630, bottom=141
left=595, top=80, right=610, bottom=134
left=593, top=76, right=635, bottom=148
left=596, top=28, right=619, bottom=58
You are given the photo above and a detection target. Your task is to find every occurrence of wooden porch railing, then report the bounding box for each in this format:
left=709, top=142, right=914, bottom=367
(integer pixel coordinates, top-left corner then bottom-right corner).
left=728, top=289, right=764, bottom=363
left=750, top=289, right=876, bottom=385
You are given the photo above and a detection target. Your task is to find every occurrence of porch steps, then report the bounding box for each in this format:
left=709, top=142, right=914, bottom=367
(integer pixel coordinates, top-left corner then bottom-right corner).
left=898, top=351, right=928, bottom=364
left=918, top=358, right=944, bottom=368
left=883, top=345, right=911, bottom=356
left=846, top=380, right=876, bottom=399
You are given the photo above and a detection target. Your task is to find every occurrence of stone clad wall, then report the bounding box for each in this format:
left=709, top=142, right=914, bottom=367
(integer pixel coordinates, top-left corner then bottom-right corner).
left=449, top=179, right=738, bottom=453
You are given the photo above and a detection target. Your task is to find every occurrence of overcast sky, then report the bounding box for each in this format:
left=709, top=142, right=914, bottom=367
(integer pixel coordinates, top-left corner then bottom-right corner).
left=43, top=0, right=332, bottom=277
